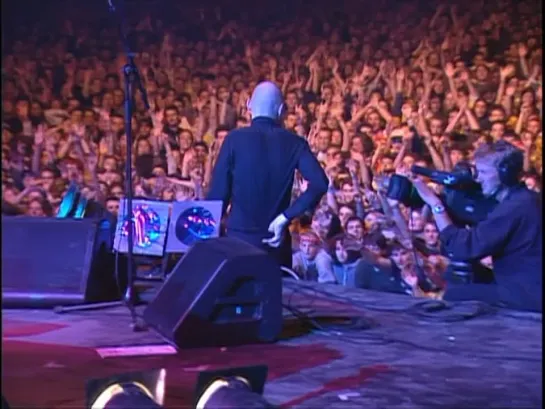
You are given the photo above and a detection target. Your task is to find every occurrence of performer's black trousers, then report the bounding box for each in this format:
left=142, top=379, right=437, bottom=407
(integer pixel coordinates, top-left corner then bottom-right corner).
left=226, top=229, right=292, bottom=270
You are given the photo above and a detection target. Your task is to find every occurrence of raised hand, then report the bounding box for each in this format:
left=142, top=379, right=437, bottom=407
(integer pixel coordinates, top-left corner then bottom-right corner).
left=159, top=132, right=170, bottom=148
left=318, top=101, right=329, bottom=117
left=244, top=44, right=253, bottom=59
left=396, top=68, right=405, bottom=83
left=350, top=103, right=360, bottom=119
left=411, top=177, right=442, bottom=207
left=520, top=104, right=533, bottom=116
left=441, top=36, right=450, bottom=51
left=293, top=75, right=305, bottom=89
left=505, top=85, right=517, bottom=97
left=456, top=97, right=468, bottom=111
left=444, top=62, right=455, bottom=78
left=350, top=151, right=365, bottom=164
left=378, top=60, right=388, bottom=76
left=34, top=124, right=45, bottom=146
left=299, top=178, right=309, bottom=193
left=346, top=159, right=358, bottom=175
left=194, top=99, right=206, bottom=112
left=331, top=58, right=339, bottom=73
left=500, top=65, right=515, bottom=80
left=418, top=101, right=428, bottom=116
left=268, top=57, right=278, bottom=71
left=87, top=154, right=98, bottom=170
left=402, top=127, right=415, bottom=143
left=282, top=70, right=292, bottom=84
left=309, top=60, right=320, bottom=73
left=239, top=89, right=250, bottom=107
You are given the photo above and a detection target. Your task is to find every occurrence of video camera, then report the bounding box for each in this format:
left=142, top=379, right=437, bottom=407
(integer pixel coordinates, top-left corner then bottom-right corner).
left=385, top=163, right=497, bottom=226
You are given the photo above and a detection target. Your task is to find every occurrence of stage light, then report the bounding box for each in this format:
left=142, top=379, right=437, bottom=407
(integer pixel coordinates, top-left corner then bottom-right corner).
left=57, top=183, right=80, bottom=218
left=195, top=365, right=276, bottom=409
left=57, top=183, right=112, bottom=220
left=86, top=368, right=166, bottom=409
left=86, top=366, right=274, bottom=409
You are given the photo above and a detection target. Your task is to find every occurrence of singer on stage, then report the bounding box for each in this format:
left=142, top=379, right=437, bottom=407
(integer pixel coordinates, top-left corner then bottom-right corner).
left=206, top=81, right=328, bottom=268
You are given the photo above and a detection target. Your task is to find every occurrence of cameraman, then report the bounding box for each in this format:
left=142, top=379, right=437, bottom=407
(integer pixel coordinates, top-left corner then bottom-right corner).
left=411, top=141, right=542, bottom=312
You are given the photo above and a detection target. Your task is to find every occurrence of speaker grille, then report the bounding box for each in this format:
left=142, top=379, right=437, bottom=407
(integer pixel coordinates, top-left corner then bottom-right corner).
left=143, top=237, right=283, bottom=348
left=2, top=217, right=96, bottom=294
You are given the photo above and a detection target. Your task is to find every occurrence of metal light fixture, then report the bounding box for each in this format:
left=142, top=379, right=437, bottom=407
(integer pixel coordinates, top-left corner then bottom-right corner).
left=194, top=365, right=275, bottom=409
left=86, top=366, right=274, bottom=409
left=57, top=182, right=112, bottom=220
left=86, top=369, right=166, bottom=409
left=57, top=183, right=81, bottom=218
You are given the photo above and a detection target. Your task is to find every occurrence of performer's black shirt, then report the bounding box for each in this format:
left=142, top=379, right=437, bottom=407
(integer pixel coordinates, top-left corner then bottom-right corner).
left=440, top=185, right=542, bottom=311
left=207, top=117, right=328, bottom=235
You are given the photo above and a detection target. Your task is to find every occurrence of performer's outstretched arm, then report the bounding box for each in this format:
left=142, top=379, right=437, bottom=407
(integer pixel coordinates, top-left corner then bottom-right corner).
left=284, top=142, right=328, bottom=220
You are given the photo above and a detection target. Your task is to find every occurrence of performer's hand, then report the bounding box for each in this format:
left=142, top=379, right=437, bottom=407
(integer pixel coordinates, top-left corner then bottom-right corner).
left=411, top=177, right=442, bottom=207
left=262, top=213, right=289, bottom=248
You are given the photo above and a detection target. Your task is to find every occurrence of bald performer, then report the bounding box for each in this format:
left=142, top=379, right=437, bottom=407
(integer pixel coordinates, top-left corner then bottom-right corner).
left=207, top=81, right=328, bottom=268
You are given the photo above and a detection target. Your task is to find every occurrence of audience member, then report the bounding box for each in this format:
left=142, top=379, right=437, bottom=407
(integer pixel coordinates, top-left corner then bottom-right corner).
left=2, top=0, right=542, bottom=299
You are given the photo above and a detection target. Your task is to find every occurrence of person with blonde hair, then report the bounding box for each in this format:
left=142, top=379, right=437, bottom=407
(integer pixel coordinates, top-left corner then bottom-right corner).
left=411, top=140, right=541, bottom=312
left=292, top=231, right=335, bottom=283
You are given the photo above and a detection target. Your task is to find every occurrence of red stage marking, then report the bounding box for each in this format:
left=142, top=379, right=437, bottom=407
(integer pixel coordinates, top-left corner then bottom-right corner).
left=280, top=365, right=390, bottom=408
left=2, top=320, right=68, bottom=338
left=2, top=340, right=341, bottom=409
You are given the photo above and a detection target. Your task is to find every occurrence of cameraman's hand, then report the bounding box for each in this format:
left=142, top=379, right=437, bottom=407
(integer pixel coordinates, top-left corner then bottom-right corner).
left=411, top=177, right=442, bottom=207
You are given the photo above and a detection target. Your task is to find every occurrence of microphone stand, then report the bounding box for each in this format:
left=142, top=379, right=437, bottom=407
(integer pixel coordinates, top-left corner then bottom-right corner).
left=121, top=63, right=149, bottom=330
left=54, top=0, right=149, bottom=332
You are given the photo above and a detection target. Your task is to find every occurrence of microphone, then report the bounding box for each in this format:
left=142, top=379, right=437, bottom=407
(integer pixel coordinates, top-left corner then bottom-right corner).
left=107, top=0, right=116, bottom=12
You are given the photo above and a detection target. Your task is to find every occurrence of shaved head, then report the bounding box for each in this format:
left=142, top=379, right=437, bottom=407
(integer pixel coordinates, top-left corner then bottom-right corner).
left=248, top=81, right=284, bottom=120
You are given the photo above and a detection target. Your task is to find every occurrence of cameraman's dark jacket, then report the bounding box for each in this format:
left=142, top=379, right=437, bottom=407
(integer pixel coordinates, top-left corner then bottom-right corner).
left=440, top=185, right=542, bottom=312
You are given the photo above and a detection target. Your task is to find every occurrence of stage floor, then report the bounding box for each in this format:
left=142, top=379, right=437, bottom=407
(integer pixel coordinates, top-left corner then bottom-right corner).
left=2, top=280, right=542, bottom=409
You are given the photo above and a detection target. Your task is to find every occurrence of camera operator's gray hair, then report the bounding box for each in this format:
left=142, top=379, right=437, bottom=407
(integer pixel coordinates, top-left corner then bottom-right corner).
left=474, top=140, right=521, bottom=168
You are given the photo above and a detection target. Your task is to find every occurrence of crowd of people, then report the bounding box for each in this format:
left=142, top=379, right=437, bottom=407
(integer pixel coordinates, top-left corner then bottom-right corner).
left=2, top=0, right=542, bottom=298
